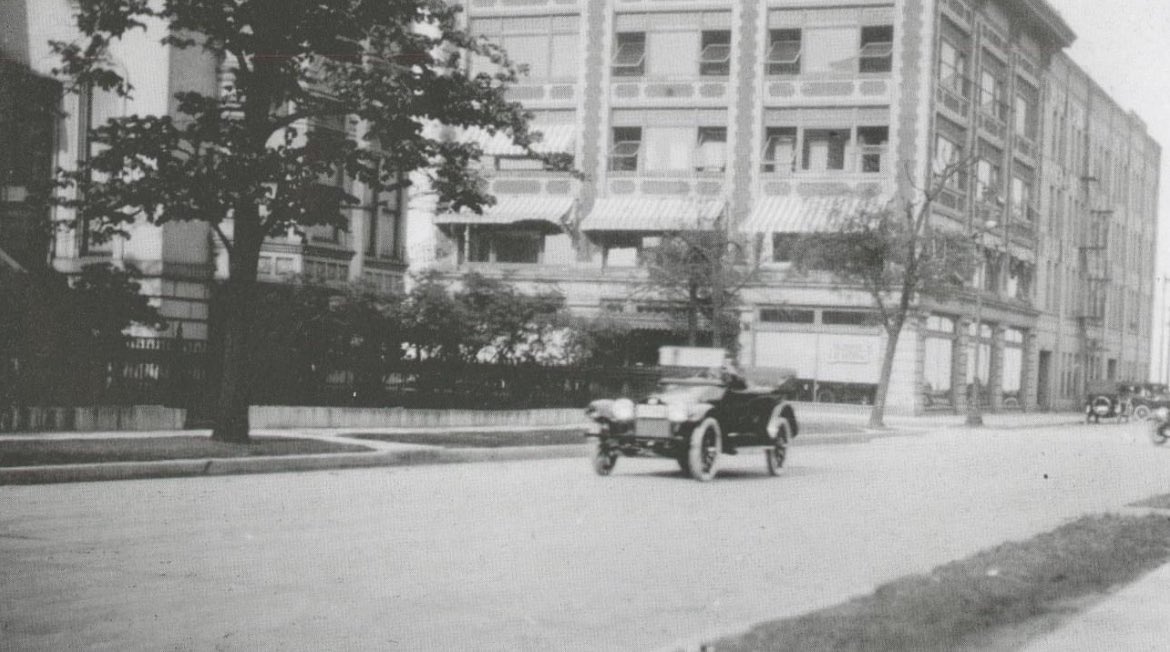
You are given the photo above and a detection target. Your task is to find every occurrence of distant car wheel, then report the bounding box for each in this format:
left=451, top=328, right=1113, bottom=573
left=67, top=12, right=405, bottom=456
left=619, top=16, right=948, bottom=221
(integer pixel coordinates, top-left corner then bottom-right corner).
left=686, top=418, right=721, bottom=482
left=591, top=440, right=618, bottom=476
left=1134, top=405, right=1151, bottom=421
left=1151, top=421, right=1170, bottom=446
left=765, top=408, right=791, bottom=477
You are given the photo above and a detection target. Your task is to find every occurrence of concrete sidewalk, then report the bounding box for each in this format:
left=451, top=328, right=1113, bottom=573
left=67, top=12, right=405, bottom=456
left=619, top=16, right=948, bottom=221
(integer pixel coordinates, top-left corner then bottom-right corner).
left=1023, top=555, right=1170, bottom=651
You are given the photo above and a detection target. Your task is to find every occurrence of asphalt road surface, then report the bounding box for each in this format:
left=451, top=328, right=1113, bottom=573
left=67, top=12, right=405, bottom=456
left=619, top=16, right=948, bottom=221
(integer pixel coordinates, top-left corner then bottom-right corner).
left=4, top=421, right=1170, bottom=651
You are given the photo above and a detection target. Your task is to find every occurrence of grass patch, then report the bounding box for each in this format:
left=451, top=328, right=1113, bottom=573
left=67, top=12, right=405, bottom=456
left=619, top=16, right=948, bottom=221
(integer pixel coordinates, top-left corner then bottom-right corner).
left=706, top=513, right=1170, bottom=651
left=0, top=436, right=371, bottom=467
left=348, top=428, right=584, bottom=448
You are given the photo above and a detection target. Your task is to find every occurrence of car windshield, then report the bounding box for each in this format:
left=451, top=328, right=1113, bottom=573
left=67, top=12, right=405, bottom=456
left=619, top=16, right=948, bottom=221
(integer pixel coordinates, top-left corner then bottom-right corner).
left=654, top=383, right=724, bottom=403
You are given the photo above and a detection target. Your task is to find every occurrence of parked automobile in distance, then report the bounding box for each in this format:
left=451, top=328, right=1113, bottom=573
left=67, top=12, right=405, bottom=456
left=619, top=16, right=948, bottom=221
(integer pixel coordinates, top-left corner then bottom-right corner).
left=1084, top=380, right=1132, bottom=423
left=1122, top=382, right=1170, bottom=421
left=584, top=347, right=800, bottom=482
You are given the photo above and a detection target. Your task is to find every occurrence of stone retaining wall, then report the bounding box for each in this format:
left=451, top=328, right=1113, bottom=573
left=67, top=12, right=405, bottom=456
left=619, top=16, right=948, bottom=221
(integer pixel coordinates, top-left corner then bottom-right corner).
left=249, top=406, right=583, bottom=429
left=0, top=406, right=187, bottom=433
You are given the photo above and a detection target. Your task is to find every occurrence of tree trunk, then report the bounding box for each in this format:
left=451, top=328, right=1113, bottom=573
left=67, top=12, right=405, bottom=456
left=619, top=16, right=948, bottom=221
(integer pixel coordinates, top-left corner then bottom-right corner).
left=687, top=282, right=699, bottom=346
left=210, top=219, right=262, bottom=443
left=868, top=324, right=904, bottom=429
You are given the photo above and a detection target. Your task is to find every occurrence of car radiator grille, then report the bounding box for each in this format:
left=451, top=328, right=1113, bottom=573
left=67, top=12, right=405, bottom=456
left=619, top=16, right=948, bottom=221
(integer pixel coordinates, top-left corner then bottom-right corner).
left=635, top=419, right=672, bottom=438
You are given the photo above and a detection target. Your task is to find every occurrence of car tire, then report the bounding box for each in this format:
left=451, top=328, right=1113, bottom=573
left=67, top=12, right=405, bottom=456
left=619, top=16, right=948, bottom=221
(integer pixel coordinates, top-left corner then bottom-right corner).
left=591, top=440, right=618, bottom=476
left=765, top=408, right=791, bottom=476
left=1134, top=405, right=1151, bottom=421
left=686, top=418, right=721, bottom=482
left=1151, top=422, right=1170, bottom=446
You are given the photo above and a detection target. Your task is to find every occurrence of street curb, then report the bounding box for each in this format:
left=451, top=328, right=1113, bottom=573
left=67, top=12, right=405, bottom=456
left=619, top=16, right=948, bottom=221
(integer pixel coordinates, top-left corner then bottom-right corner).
left=0, top=443, right=591, bottom=485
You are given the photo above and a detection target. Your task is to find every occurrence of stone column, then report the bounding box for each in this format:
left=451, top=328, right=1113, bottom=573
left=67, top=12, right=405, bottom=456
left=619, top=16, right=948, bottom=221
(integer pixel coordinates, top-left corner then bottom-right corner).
left=989, top=324, right=1005, bottom=412
left=954, top=317, right=971, bottom=413
left=1022, top=330, right=1039, bottom=412
left=912, top=313, right=928, bottom=415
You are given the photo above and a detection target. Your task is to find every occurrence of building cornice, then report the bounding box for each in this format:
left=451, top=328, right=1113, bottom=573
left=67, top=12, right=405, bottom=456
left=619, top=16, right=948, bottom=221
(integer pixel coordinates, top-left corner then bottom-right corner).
left=1013, top=0, right=1076, bottom=49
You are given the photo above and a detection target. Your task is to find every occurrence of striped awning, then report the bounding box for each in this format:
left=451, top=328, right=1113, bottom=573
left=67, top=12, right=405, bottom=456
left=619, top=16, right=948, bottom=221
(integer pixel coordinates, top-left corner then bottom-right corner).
left=740, top=194, right=887, bottom=233
left=433, top=195, right=574, bottom=227
left=580, top=197, right=726, bottom=232
left=461, top=123, right=576, bottom=156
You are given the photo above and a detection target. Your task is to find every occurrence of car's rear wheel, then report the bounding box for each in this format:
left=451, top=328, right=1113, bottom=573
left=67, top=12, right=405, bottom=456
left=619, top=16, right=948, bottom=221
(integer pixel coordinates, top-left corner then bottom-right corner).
left=686, top=418, right=721, bottom=482
left=591, top=440, right=618, bottom=476
left=765, top=408, right=791, bottom=476
left=1134, top=405, right=1152, bottom=420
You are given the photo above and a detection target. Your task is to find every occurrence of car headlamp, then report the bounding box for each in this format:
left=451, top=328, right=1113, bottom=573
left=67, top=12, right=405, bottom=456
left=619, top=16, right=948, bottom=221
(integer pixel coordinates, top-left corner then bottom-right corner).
left=612, top=398, right=636, bottom=422
left=667, top=403, right=689, bottom=423
left=1157, top=407, right=1170, bottom=421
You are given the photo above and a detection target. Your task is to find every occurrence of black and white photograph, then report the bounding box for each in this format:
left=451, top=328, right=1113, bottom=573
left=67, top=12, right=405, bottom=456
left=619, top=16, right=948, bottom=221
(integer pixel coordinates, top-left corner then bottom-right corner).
left=3, top=0, right=1170, bottom=649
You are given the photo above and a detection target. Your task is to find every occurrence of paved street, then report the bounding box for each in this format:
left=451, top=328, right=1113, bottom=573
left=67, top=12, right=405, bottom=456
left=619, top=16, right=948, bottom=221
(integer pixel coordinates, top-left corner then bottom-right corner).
left=3, top=420, right=1170, bottom=651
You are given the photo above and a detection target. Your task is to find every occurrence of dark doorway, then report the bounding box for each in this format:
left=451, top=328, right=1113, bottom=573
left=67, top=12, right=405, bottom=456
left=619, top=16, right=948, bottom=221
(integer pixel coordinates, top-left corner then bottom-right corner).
left=1037, top=350, right=1052, bottom=410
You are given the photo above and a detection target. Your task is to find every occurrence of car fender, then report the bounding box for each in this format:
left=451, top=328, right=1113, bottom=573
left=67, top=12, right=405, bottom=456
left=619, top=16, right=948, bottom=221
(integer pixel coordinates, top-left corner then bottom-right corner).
left=775, top=400, right=799, bottom=437
left=687, top=402, right=716, bottom=423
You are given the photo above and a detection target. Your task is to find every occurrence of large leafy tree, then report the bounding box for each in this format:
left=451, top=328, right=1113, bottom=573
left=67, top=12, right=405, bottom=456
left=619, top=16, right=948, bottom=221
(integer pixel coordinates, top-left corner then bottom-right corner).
left=795, top=165, right=978, bottom=427
left=51, top=0, right=538, bottom=441
left=639, top=222, right=760, bottom=351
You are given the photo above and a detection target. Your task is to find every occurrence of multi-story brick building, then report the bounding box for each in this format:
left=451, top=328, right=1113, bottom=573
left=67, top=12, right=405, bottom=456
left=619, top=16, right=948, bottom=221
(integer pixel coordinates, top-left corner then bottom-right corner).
left=412, top=0, right=1161, bottom=413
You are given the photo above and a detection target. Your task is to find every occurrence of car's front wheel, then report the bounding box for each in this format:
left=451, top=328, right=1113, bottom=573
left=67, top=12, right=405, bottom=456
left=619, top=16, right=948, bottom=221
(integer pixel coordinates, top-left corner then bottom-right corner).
left=1151, top=421, right=1170, bottom=446
left=591, top=440, right=618, bottom=476
left=686, top=418, right=721, bottom=482
left=765, top=408, right=791, bottom=476
left=1134, top=404, right=1152, bottom=420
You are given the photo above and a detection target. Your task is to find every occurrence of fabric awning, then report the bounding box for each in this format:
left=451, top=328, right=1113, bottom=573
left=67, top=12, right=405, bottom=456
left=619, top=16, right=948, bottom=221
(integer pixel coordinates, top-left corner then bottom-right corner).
left=741, top=194, right=885, bottom=233
left=461, top=123, right=576, bottom=156
left=433, top=195, right=574, bottom=228
left=580, top=197, right=726, bottom=232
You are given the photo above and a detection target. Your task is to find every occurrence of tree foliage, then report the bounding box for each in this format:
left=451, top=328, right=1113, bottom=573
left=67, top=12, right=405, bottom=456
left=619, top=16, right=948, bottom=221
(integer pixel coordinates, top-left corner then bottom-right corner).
left=638, top=223, right=759, bottom=351
left=49, top=0, right=545, bottom=440
left=793, top=165, right=978, bottom=427
left=1, top=264, right=163, bottom=405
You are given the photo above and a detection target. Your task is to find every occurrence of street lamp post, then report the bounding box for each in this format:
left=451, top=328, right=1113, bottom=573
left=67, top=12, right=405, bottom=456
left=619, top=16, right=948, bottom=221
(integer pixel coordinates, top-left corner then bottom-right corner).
left=966, top=219, right=999, bottom=427
left=1160, top=275, right=1170, bottom=385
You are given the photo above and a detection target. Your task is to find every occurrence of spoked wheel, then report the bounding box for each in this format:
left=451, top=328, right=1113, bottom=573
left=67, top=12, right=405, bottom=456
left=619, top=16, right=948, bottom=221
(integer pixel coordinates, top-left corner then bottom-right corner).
left=765, top=407, right=791, bottom=476
left=686, top=418, right=721, bottom=482
left=1134, top=405, right=1152, bottom=421
left=591, top=440, right=618, bottom=476
left=1151, top=422, right=1170, bottom=446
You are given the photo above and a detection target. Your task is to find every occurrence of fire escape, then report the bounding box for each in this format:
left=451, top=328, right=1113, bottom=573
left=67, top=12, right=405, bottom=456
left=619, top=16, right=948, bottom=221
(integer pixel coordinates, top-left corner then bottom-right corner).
left=1077, top=174, right=1111, bottom=387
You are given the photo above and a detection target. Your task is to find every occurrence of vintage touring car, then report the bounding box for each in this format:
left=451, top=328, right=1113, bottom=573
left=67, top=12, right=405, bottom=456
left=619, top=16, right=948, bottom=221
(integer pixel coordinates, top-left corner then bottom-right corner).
left=584, top=349, right=800, bottom=481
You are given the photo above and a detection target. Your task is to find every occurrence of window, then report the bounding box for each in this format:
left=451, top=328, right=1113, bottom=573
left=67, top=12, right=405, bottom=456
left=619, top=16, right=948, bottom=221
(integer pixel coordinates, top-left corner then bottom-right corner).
left=609, top=127, right=641, bottom=171
left=859, top=26, right=894, bottom=73
left=494, top=232, right=542, bottom=263
left=822, top=310, right=878, bottom=326
left=771, top=233, right=798, bottom=263
left=695, top=127, right=727, bottom=172
left=762, top=127, right=797, bottom=173
left=760, top=308, right=815, bottom=324
left=470, top=16, right=580, bottom=81
left=1011, top=175, right=1033, bottom=222
left=1014, top=81, right=1038, bottom=140
left=468, top=229, right=542, bottom=264
left=979, top=54, right=1007, bottom=120
left=767, top=29, right=801, bottom=75
left=857, top=126, right=888, bottom=173
left=612, top=32, right=646, bottom=77
left=976, top=144, right=1002, bottom=201
left=933, top=134, right=966, bottom=188
left=938, top=39, right=968, bottom=96
left=699, top=31, right=731, bottom=76
left=643, top=126, right=693, bottom=171
left=802, top=129, right=848, bottom=172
